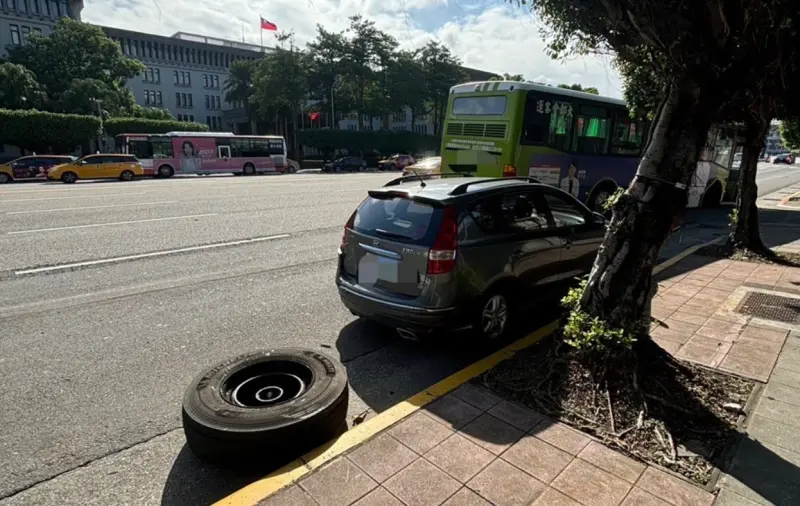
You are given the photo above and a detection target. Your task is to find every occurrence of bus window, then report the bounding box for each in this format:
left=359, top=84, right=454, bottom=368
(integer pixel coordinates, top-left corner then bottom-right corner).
left=574, top=104, right=610, bottom=155
left=713, top=130, right=733, bottom=168
left=152, top=138, right=174, bottom=159
left=521, top=93, right=550, bottom=144
left=611, top=114, right=645, bottom=156
left=129, top=140, right=153, bottom=159
left=452, top=96, right=507, bottom=115
left=548, top=101, right=574, bottom=151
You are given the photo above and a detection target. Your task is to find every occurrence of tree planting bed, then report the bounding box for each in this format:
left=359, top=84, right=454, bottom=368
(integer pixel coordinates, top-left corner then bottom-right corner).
left=477, top=334, right=756, bottom=486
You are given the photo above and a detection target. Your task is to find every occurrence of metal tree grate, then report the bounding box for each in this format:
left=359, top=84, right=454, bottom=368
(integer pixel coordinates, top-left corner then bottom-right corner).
left=737, top=292, right=800, bottom=324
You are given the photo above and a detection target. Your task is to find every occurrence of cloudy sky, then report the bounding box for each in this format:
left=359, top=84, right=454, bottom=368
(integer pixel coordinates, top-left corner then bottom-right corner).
left=83, top=0, right=623, bottom=97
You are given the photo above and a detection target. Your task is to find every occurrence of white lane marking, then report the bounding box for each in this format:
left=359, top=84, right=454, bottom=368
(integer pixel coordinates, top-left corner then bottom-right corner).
left=14, top=234, right=291, bottom=275
left=7, top=213, right=218, bottom=235
left=2, top=192, right=148, bottom=203
left=0, top=186, right=148, bottom=195
left=5, top=201, right=178, bottom=215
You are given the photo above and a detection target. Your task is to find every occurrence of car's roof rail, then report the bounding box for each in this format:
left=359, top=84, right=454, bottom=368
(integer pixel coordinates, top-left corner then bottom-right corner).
left=448, top=176, right=541, bottom=195
left=382, top=173, right=473, bottom=187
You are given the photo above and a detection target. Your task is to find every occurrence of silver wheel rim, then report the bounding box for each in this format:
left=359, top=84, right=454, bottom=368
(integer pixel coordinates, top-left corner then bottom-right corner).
left=481, top=295, right=509, bottom=339
left=0, top=174, right=8, bottom=183
left=230, top=372, right=307, bottom=408
left=64, top=173, right=76, bottom=183
left=122, top=172, right=132, bottom=181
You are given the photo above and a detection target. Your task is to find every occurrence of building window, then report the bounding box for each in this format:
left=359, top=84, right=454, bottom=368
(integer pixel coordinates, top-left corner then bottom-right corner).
left=31, top=0, right=39, bottom=13
left=21, top=26, right=30, bottom=43
left=215, top=96, right=220, bottom=109
left=213, top=75, right=219, bottom=88
left=173, top=71, right=179, bottom=84
left=156, top=91, right=162, bottom=105
left=187, top=94, right=193, bottom=107
left=59, top=0, right=66, bottom=16
left=33, top=27, right=41, bottom=35
left=19, top=0, right=27, bottom=13
left=175, top=93, right=181, bottom=107
left=154, top=69, right=160, bottom=83
left=203, top=74, right=209, bottom=88
left=50, top=0, right=58, bottom=17
left=181, top=93, right=187, bottom=107
left=205, top=95, right=210, bottom=108
left=5, top=0, right=15, bottom=10
left=10, top=25, right=21, bottom=46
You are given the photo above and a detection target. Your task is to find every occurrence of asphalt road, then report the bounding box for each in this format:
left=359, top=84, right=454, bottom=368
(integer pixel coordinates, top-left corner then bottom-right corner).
left=1, top=163, right=798, bottom=506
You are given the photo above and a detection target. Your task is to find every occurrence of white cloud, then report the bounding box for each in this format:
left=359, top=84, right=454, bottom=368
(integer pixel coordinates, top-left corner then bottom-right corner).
left=82, top=0, right=622, bottom=97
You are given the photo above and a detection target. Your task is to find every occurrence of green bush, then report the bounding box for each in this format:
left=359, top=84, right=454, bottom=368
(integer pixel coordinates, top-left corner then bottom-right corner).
left=0, top=108, right=100, bottom=153
left=104, top=117, right=209, bottom=137
left=298, top=129, right=441, bottom=155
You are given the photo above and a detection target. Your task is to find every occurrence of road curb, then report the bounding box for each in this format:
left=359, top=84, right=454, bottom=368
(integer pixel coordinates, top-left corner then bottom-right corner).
left=779, top=188, right=800, bottom=206
left=212, top=236, right=727, bottom=506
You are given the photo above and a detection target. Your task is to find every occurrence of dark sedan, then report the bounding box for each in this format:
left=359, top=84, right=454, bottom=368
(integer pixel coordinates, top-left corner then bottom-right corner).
left=322, top=157, right=367, bottom=173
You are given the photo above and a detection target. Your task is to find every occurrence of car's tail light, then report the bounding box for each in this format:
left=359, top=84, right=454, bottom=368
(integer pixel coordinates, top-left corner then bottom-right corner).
left=503, top=164, right=517, bottom=177
left=427, top=206, right=458, bottom=274
left=340, top=211, right=356, bottom=252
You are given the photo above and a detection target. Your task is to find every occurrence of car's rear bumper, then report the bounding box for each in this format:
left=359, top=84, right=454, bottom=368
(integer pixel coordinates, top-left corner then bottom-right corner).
left=336, top=276, right=466, bottom=332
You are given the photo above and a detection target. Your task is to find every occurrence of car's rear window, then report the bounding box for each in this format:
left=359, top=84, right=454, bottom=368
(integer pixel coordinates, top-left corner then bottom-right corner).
left=354, top=196, right=438, bottom=244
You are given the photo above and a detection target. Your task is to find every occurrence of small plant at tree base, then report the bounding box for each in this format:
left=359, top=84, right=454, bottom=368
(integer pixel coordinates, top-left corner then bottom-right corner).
left=561, top=276, right=637, bottom=354
left=602, top=187, right=626, bottom=212
left=728, top=208, right=739, bottom=227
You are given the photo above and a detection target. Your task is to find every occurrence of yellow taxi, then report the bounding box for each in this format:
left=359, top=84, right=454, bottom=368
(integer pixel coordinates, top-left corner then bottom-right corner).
left=48, top=154, right=144, bottom=184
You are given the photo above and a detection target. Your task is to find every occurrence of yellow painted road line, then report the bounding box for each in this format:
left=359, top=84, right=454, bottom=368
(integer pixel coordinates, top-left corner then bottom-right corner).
left=213, top=235, right=727, bottom=506
left=779, top=188, right=800, bottom=205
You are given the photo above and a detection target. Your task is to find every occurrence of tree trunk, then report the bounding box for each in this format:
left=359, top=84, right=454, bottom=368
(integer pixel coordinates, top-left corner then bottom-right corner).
left=729, top=120, right=769, bottom=252
left=579, top=80, right=715, bottom=335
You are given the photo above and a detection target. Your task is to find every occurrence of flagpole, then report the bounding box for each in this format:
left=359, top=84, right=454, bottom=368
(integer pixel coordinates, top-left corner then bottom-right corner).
left=260, top=19, right=263, bottom=47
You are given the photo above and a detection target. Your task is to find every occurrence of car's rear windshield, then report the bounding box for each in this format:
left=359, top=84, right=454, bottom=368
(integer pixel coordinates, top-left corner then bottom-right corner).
left=354, top=196, right=439, bottom=245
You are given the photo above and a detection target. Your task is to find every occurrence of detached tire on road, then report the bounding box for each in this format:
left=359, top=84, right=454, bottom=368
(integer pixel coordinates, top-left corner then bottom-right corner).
left=182, top=348, right=348, bottom=468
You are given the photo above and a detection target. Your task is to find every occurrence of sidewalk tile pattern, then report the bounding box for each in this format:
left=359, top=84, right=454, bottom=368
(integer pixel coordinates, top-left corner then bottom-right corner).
left=653, top=258, right=800, bottom=382
left=262, top=390, right=715, bottom=506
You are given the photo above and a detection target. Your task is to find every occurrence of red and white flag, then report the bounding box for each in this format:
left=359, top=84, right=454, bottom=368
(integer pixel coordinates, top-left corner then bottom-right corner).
left=260, top=17, right=277, bottom=31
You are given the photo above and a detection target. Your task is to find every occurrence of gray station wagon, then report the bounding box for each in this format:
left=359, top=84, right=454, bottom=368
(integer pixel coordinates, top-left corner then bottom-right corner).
left=336, top=176, right=607, bottom=340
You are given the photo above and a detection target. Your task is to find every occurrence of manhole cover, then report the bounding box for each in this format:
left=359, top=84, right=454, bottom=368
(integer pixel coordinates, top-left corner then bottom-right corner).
left=737, top=292, right=800, bottom=323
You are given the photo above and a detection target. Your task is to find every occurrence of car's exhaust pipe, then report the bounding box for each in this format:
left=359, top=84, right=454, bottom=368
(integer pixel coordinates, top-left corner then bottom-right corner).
left=396, top=328, right=420, bottom=341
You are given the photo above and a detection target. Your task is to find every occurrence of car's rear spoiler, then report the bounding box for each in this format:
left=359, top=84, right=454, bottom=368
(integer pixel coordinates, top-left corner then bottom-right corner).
left=366, top=188, right=445, bottom=207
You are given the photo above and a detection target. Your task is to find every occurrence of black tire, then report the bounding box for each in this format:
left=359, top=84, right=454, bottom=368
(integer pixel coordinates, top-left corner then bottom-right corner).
left=702, top=182, right=722, bottom=208
left=120, top=170, right=135, bottom=181
left=587, top=182, right=618, bottom=215
left=389, top=163, right=397, bottom=171
left=158, top=165, right=174, bottom=178
left=473, top=289, right=512, bottom=341
left=182, top=348, right=349, bottom=468
left=61, top=172, right=78, bottom=184
left=243, top=163, right=256, bottom=176
left=0, top=172, right=11, bottom=184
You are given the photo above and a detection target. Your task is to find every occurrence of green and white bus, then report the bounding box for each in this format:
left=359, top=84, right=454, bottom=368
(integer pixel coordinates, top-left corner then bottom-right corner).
left=440, top=80, right=737, bottom=212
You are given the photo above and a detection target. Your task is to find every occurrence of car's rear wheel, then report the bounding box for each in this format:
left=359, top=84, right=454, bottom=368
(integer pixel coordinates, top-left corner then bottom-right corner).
left=120, top=170, right=135, bottom=181
left=389, top=163, right=397, bottom=171
left=0, top=173, right=10, bottom=184
left=61, top=172, right=78, bottom=184
left=182, top=348, right=348, bottom=467
left=475, top=292, right=511, bottom=341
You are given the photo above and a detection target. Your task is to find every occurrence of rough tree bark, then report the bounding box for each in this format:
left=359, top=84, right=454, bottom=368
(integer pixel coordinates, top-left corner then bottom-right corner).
left=729, top=119, right=769, bottom=252
left=579, top=80, right=716, bottom=334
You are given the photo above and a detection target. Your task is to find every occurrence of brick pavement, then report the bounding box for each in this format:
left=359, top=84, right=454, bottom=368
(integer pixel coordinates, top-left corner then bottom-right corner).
left=256, top=254, right=800, bottom=506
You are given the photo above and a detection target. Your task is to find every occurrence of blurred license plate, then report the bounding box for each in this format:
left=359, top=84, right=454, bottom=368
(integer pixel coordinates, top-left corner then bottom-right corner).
left=377, top=256, right=398, bottom=283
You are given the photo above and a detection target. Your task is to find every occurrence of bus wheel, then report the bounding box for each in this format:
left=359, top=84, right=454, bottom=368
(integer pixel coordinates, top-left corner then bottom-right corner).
left=243, top=163, right=256, bottom=176
left=588, top=182, right=618, bottom=214
left=701, top=182, right=722, bottom=208
left=158, top=165, right=174, bottom=178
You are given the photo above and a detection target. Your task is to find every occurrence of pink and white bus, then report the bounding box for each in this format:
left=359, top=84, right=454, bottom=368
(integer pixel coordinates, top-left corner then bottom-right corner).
left=115, top=132, right=289, bottom=178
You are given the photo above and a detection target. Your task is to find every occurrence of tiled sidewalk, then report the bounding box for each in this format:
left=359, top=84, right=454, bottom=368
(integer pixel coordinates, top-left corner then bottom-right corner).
left=262, top=384, right=714, bottom=506
left=653, top=257, right=799, bottom=382
left=258, top=254, right=800, bottom=506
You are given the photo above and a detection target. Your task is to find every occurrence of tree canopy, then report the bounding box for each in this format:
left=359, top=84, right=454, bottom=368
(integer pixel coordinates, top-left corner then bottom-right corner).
left=4, top=18, right=144, bottom=117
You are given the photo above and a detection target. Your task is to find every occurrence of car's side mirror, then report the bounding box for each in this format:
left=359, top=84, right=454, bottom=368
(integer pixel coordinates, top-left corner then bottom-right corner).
left=592, top=212, right=606, bottom=225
